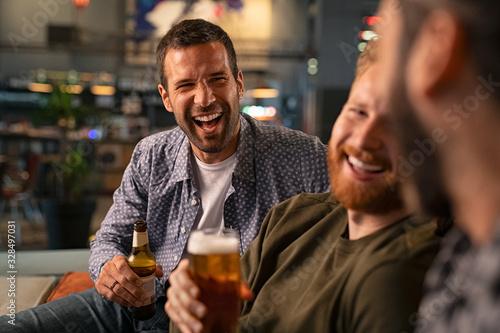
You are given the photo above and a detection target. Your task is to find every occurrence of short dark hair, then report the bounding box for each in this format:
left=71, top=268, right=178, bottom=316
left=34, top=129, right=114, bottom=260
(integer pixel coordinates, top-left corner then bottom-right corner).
left=398, top=0, right=500, bottom=101
left=155, top=19, right=239, bottom=89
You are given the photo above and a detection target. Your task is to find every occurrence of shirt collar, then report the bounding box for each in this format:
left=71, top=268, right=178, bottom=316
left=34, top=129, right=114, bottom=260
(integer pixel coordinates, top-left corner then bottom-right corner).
left=234, top=113, right=256, bottom=182
left=170, top=135, right=194, bottom=183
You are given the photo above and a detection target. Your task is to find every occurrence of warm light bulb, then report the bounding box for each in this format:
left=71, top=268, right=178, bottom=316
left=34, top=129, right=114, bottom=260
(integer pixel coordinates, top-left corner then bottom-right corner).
left=72, top=0, right=90, bottom=11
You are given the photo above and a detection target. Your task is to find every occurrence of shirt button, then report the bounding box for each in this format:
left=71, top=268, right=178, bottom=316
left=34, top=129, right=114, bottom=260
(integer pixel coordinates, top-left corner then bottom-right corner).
left=191, top=199, right=198, bottom=206
left=181, top=227, right=186, bottom=234
left=174, top=255, right=178, bottom=261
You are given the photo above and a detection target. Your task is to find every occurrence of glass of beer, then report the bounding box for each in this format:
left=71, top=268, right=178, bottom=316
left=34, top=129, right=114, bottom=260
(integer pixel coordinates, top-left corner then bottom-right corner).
left=187, top=228, right=241, bottom=333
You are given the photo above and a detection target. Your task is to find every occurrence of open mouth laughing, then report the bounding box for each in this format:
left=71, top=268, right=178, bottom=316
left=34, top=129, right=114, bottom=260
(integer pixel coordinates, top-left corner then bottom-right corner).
left=344, top=153, right=390, bottom=181
left=347, top=155, right=384, bottom=174
left=193, top=113, right=222, bottom=130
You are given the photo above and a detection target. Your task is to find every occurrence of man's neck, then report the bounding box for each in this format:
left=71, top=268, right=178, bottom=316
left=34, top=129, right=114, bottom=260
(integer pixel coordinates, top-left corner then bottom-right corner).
left=450, top=165, right=500, bottom=246
left=346, top=207, right=410, bottom=240
left=441, top=103, right=500, bottom=246
left=191, top=127, right=240, bottom=164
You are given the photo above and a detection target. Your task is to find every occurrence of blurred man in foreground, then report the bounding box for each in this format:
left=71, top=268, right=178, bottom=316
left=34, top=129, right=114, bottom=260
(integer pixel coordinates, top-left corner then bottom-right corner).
left=376, top=0, right=500, bottom=331
left=166, top=39, right=442, bottom=333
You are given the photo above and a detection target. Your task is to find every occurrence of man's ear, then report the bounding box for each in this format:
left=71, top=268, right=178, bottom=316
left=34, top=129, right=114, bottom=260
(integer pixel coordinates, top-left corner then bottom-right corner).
left=406, top=10, right=466, bottom=98
left=237, top=70, right=245, bottom=100
left=158, top=84, right=173, bottom=112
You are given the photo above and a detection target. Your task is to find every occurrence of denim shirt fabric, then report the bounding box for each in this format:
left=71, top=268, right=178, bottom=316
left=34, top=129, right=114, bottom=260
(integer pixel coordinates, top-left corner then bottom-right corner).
left=89, top=113, right=330, bottom=295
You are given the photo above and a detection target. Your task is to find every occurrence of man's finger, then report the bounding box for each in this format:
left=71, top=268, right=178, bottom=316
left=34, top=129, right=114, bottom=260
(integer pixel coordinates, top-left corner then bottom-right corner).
left=97, top=255, right=146, bottom=307
left=165, top=292, right=204, bottom=333
left=96, top=274, right=135, bottom=307
left=155, top=264, right=164, bottom=277
left=171, top=259, right=199, bottom=298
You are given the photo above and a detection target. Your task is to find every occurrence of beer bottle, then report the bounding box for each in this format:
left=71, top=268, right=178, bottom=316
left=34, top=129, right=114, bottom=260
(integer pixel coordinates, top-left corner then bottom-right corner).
left=127, top=220, right=156, bottom=320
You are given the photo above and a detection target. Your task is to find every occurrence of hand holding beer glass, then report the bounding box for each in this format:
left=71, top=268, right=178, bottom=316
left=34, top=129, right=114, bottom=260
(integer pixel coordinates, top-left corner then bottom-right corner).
left=187, top=228, right=241, bottom=333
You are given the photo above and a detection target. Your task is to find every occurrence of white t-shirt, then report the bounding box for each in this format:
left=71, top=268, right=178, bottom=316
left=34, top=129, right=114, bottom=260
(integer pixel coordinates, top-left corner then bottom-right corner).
left=191, top=151, right=237, bottom=232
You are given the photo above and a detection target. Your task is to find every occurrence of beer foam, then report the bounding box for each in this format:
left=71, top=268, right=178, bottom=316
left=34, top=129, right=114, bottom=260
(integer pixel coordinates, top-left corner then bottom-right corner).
left=187, top=232, right=239, bottom=255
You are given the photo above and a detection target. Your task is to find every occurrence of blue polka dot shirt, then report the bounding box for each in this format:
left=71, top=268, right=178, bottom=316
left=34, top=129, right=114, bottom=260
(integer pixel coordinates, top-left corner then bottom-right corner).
left=89, top=113, right=331, bottom=295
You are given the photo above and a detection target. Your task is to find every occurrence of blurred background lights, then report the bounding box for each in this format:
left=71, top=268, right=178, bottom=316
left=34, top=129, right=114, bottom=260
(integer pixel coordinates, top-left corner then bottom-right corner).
left=359, top=30, right=378, bottom=41
left=88, top=129, right=98, bottom=140
left=247, top=88, right=279, bottom=99
left=358, top=16, right=381, bottom=54
left=358, top=42, right=367, bottom=52
left=308, top=58, right=318, bottom=67
left=242, top=105, right=277, bottom=120
left=91, top=85, right=116, bottom=96
left=307, top=57, right=318, bottom=76
left=28, top=82, right=53, bottom=93
left=60, top=84, right=83, bottom=94
left=363, top=16, right=382, bottom=26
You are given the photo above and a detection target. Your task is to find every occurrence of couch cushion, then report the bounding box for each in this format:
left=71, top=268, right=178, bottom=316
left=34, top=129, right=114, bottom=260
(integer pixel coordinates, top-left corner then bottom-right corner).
left=46, top=271, right=95, bottom=302
left=0, top=276, right=57, bottom=315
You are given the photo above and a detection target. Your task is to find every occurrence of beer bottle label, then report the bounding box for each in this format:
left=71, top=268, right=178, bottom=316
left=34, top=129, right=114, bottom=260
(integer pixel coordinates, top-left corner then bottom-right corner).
left=133, top=231, right=148, bottom=247
left=141, top=274, right=156, bottom=306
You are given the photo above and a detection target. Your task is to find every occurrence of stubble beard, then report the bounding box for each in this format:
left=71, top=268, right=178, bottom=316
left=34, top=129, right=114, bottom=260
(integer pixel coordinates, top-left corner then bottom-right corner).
left=175, top=100, right=240, bottom=154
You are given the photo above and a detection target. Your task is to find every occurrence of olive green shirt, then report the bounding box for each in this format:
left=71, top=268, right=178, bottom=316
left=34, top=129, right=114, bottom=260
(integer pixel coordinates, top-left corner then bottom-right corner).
left=239, top=192, right=440, bottom=333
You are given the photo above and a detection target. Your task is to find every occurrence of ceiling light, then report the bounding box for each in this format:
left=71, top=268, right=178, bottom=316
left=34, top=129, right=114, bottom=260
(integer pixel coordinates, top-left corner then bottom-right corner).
left=28, top=83, right=53, bottom=93
left=91, top=85, right=115, bottom=96
left=246, top=88, right=279, bottom=99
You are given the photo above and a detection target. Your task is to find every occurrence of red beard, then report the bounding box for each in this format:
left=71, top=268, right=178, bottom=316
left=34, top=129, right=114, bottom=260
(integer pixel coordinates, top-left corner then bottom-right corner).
left=327, top=144, right=404, bottom=214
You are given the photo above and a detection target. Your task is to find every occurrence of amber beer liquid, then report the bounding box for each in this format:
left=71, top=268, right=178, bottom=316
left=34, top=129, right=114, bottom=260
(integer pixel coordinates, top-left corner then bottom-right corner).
left=127, top=220, right=156, bottom=321
left=188, top=228, right=240, bottom=333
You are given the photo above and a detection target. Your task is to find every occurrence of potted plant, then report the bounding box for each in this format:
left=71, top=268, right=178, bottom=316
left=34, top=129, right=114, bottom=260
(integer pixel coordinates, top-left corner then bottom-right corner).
left=40, top=85, right=98, bottom=249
